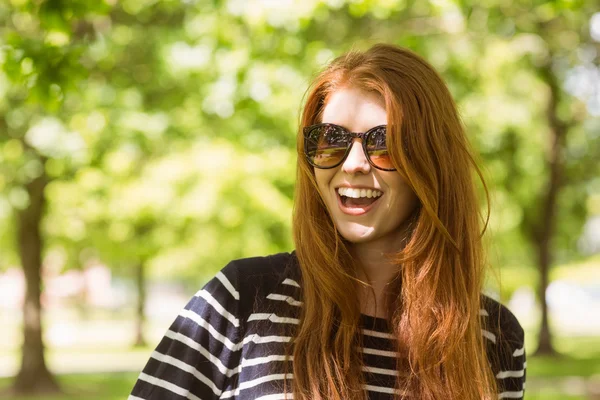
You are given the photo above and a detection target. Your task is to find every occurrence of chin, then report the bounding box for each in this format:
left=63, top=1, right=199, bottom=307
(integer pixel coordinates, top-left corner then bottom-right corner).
left=337, top=225, right=377, bottom=243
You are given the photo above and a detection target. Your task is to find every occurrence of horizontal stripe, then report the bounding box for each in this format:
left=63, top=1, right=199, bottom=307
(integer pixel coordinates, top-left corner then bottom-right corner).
left=267, top=293, right=303, bottom=307
left=247, top=313, right=300, bottom=324
left=513, top=347, right=525, bottom=357
left=255, top=393, right=294, bottom=400
left=362, top=329, right=396, bottom=340
left=237, top=355, right=291, bottom=384
left=137, top=372, right=201, bottom=400
left=194, top=289, right=240, bottom=327
left=242, top=333, right=292, bottom=345
left=362, top=366, right=400, bottom=377
left=363, top=384, right=403, bottom=395
left=240, top=373, right=294, bottom=391
left=479, top=308, right=489, bottom=316
left=242, top=354, right=292, bottom=368
left=282, top=278, right=300, bottom=287
left=496, top=369, right=525, bottom=379
left=360, top=347, right=399, bottom=358
left=481, top=329, right=497, bottom=344
left=220, top=373, right=293, bottom=399
left=498, top=390, right=524, bottom=399
left=216, top=271, right=239, bottom=300
left=128, top=396, right=145, bottom=400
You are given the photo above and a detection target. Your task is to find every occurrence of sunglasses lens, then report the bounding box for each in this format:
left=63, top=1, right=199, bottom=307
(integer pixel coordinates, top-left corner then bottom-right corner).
left=306, top=125, right=349, bottom=168
left=366, top=127, right=394, bottom=170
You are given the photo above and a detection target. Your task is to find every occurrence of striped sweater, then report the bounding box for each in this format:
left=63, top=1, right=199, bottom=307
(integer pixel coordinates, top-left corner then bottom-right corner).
left=129, top=251, right=526, bottom=399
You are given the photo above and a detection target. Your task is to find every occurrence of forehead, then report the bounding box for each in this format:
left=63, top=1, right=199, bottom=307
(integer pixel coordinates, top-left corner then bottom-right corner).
left=321, top=86, right=387, bottom=132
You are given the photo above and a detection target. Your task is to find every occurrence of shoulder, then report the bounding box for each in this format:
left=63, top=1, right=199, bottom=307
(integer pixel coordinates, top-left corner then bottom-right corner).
left=194, top=251, right=300, bottom=319
left=218, top=251, right=299, bottom=294
left=481, top=294, right=525, bottom=348
left=480, top=294, right=526, bottom=396
left=223, top=251, right=298, bottom=278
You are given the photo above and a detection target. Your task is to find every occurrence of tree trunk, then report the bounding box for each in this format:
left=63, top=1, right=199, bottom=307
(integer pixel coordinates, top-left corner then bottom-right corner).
left=533, top=61, right=569, bottom=357
left=133, top=262, right=147, bottom=347
left=12, top=172, right=61, bottom=394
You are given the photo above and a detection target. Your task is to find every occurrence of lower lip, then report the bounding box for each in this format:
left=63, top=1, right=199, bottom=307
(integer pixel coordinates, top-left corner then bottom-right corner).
left=336, top=192, right=382, bottom=216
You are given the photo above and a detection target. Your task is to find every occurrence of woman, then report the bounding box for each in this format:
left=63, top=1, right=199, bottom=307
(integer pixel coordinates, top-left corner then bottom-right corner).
left=129, top=44, right=526, bottom=400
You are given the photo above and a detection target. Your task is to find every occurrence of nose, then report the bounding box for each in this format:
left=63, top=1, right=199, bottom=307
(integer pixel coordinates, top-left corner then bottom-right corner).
left=342, top=139, right=370, bottom=174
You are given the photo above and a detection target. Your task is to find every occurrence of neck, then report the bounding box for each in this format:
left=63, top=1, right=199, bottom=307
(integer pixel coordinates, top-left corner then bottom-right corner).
left=350, top=222, right=413, bottom=318
left=352, top=242, right=398, bottom=284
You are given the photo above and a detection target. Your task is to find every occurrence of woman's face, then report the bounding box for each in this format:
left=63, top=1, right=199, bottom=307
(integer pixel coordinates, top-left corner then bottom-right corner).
left=314, top=86, right=420, bottom=246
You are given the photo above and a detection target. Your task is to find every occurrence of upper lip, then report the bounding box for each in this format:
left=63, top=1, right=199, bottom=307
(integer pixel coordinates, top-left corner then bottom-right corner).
left=335, top=184, right=383, bottom=192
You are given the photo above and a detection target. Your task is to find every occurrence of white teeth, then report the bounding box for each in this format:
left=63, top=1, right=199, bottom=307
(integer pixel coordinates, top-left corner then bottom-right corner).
left=337, top=187, right=382, bottom=198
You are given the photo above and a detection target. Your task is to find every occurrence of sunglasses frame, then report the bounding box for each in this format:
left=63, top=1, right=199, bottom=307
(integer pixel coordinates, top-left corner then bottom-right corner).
left=303, top=123, right=396, bottom=171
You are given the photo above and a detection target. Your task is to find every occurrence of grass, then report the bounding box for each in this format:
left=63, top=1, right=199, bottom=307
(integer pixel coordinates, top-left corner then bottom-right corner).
left=525, top=335, right=600, bottom=379
left=528, top=354, right=600, bottom=378
left=525, top=354, right=600, bottom=400
left=0, top=373, right=139, bottom=400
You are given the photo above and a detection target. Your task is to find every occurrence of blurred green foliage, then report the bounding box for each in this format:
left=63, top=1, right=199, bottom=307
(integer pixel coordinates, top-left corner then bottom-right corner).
left=0, top=1, right=599, bottom=395
left=0, top=0, right=598, bottom=287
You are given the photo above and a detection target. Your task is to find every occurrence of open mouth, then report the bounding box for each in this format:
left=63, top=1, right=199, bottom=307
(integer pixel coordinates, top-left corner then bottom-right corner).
left=336, top=187, right=383, bottom=215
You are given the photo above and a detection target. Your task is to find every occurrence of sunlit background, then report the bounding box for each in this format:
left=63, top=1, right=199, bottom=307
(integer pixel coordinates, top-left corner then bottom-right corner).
left=0, top=0, right=599, bottom=399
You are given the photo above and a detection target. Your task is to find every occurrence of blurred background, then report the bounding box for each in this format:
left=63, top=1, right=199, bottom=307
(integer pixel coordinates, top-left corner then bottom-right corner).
left=0, top=0, right=599, bottom=399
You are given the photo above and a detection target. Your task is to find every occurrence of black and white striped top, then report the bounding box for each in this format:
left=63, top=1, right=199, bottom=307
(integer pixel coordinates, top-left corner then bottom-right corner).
left=129, top=252, right=526, bottom=400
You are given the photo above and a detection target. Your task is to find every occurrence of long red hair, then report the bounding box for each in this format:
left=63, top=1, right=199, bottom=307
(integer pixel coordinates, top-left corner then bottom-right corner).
left=286, top=43, right=496, bottom=399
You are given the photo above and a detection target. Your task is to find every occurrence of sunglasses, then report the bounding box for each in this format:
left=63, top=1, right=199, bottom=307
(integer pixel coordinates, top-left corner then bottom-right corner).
left=303, top=123, right=396, bottom=171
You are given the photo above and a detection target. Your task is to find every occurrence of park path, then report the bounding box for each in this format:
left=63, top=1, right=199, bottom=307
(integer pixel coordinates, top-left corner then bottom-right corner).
left=0, top=350, right=151, bottom=378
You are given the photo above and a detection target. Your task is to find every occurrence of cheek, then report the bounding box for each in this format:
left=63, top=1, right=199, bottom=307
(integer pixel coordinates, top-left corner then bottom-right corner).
left=382, top=174, right=419, bottom=206
left=314, top=169, right=335, bottom=197
left=392, top=185, right=420, bottom=215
